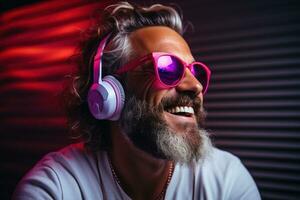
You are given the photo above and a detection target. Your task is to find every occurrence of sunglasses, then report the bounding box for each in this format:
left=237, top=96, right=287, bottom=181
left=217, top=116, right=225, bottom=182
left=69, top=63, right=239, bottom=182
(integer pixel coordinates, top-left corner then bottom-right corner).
left=115, top=52, right=211, bottom=94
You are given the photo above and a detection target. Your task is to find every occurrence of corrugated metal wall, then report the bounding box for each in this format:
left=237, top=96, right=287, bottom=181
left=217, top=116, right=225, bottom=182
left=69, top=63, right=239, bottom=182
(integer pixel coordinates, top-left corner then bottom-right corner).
left=172, top=0, right=300, bottom=199
left=1, top=0, right=299, bottom=199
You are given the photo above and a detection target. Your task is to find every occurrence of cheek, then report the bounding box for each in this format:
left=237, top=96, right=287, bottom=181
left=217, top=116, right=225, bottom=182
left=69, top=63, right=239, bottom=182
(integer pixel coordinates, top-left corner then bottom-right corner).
left=125, top=73, right=155, bottom=100
left=126, top=75, right=169, bottom=108
left=147, top=88, right=163, bottom=107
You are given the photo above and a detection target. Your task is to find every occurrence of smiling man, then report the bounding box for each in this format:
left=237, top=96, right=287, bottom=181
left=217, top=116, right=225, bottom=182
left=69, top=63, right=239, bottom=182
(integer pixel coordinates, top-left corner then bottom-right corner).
left=13, top=2, right=261, bottom=200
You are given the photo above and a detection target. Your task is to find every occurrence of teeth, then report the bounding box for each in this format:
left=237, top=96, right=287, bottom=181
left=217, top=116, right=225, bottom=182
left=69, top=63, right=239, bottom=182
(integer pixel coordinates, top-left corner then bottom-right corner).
left=189, top=107, right=194, bottom=114
left=167, top=106, right=194, bottom=114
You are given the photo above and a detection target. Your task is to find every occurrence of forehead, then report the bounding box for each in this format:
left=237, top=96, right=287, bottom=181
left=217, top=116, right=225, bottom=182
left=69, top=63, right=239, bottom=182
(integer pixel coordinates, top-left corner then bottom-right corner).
left=129, top=26, right=194, bottom=62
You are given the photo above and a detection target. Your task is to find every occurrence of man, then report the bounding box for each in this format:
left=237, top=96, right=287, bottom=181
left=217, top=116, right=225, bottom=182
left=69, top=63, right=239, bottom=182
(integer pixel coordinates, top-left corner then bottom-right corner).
left=13, top=2, right=261, bottom=199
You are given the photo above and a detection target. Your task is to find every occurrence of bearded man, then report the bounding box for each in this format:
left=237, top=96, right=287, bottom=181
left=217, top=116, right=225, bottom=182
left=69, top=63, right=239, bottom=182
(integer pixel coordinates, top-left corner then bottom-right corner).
left=13, top=2, right=261, bottom=200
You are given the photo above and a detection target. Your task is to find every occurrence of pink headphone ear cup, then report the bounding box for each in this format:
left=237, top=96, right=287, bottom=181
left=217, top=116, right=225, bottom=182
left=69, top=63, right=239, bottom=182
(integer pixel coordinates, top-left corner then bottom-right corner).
left=87, top=83, right=107, bottom=120
left=87, top=75, right=125, bottom=120
left=102, top=75, right=125, bottom=120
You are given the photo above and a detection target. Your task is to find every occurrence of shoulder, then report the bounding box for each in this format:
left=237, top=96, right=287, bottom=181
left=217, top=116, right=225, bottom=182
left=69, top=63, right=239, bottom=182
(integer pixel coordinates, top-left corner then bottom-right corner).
left=197, top=147, right=261, bottom=200
left=197, top=148, right=242, bottom=182
left=44, top=142, right=91, bottom=166
left=206, top=147, right=242, bottom=167
left=45, top=142, right=88, bottom=162
left=200, top=147, right=246, bottom=180
left=28, top=142, right=93, bottom=176
left=13, top=143, right=103, bottom=200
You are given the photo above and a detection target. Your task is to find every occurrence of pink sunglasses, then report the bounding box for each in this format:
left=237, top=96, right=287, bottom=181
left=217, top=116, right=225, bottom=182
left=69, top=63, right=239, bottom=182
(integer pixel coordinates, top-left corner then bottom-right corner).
left=115, top=52, right=211, bottom=94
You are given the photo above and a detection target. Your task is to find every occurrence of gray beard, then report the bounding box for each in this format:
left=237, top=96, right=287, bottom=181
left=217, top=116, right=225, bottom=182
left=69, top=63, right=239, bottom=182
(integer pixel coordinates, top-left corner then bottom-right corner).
left=120, top=95, right=212, bottom=164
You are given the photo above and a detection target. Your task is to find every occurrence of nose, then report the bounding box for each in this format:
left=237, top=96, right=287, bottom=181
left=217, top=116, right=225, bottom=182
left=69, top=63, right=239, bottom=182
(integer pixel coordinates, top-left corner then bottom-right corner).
left=175, top=68, right=203, bottom=97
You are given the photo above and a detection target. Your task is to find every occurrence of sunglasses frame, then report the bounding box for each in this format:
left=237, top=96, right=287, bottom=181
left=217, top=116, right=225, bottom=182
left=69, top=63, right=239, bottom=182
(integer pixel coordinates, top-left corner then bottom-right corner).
left=115, top=52, right=211, bottom=94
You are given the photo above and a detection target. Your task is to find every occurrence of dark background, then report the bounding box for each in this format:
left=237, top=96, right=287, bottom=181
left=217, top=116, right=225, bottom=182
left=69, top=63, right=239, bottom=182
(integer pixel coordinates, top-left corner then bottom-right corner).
left=1, top=0, right=300, bottom=199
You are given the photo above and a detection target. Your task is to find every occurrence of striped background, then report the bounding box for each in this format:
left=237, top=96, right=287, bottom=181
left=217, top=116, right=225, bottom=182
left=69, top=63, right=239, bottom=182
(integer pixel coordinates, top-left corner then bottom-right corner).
left=180, top=1, right=300, bottom=199
left=0, top=0, right=112, bottom=198
left=1, top=0, right=300, bottom=199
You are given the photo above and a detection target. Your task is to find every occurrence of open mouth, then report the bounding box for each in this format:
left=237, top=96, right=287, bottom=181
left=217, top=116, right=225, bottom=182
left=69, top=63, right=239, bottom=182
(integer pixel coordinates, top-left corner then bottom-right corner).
left=165, top=106, right=194, bottom=117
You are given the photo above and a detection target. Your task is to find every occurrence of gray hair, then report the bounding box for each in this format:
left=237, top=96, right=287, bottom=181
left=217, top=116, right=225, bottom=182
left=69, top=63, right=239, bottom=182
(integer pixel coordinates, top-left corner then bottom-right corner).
left=101, top=1, right=184, bottom=76
left=63, top=1, right=186, bottom=150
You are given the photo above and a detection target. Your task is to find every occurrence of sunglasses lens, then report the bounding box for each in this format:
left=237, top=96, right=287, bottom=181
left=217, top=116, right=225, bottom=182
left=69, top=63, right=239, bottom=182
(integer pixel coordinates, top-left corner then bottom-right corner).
left=157, top=55, right=184, bottom=85
left=191, top=64, right=208, bottom=92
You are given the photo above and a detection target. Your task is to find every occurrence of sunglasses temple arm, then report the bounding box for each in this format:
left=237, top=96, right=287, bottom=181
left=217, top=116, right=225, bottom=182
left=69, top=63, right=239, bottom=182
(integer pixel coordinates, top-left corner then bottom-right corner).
left=203, top=66, right=211, bottom=94
left=115, top=54, right=152, bottom=74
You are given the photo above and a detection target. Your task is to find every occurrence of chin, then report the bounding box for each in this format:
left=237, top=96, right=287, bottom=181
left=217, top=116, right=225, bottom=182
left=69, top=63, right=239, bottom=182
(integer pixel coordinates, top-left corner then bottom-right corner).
left=156, top=127, right=213, bottom=164
left=120, top=95, right=213, bottom=164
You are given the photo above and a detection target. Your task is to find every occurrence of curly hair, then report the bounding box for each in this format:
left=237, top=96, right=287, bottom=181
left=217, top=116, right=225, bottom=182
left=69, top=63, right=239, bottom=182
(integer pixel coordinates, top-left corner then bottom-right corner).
left=62, top=1, right=185, bottom=151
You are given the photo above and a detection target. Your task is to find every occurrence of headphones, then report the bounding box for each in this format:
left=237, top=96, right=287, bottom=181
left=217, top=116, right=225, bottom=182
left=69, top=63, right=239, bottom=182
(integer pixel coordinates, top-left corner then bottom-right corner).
left=87, top=33, right=125, bottom=121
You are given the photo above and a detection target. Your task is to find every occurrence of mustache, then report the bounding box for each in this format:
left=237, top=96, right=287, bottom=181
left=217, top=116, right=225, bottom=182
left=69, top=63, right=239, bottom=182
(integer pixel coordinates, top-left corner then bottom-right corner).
left=160, top=94, right=202, bottom=113
left=122, top=92, right=206, bottom=127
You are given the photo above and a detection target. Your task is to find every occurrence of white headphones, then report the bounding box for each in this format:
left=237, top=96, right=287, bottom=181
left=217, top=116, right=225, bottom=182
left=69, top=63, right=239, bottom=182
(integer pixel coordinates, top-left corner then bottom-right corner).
left=87, top=34, right=125, bottom=121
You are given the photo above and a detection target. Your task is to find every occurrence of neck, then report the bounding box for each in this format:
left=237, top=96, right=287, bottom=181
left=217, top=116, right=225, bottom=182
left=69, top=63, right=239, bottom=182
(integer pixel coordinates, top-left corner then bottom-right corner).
left=108, top=122, right=173, bottom=200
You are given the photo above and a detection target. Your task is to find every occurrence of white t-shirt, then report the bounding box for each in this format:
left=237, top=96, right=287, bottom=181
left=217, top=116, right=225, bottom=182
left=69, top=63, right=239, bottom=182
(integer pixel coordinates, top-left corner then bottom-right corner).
left=13, top=143, right=261, bottom=200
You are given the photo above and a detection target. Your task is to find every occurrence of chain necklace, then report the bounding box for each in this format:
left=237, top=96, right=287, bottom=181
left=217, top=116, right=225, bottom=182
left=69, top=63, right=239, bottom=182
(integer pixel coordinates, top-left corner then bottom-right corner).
left=108, top=155, right=174, bottom=200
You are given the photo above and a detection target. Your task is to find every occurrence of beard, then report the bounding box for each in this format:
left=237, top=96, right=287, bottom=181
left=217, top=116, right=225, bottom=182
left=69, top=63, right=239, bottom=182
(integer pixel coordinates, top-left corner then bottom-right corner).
left=120, top=94, right=212, bottom=164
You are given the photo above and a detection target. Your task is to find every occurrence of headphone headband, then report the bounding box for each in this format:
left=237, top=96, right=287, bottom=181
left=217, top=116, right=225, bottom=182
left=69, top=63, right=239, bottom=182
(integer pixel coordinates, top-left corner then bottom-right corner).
left=93, top=33, right=112, bottom=84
